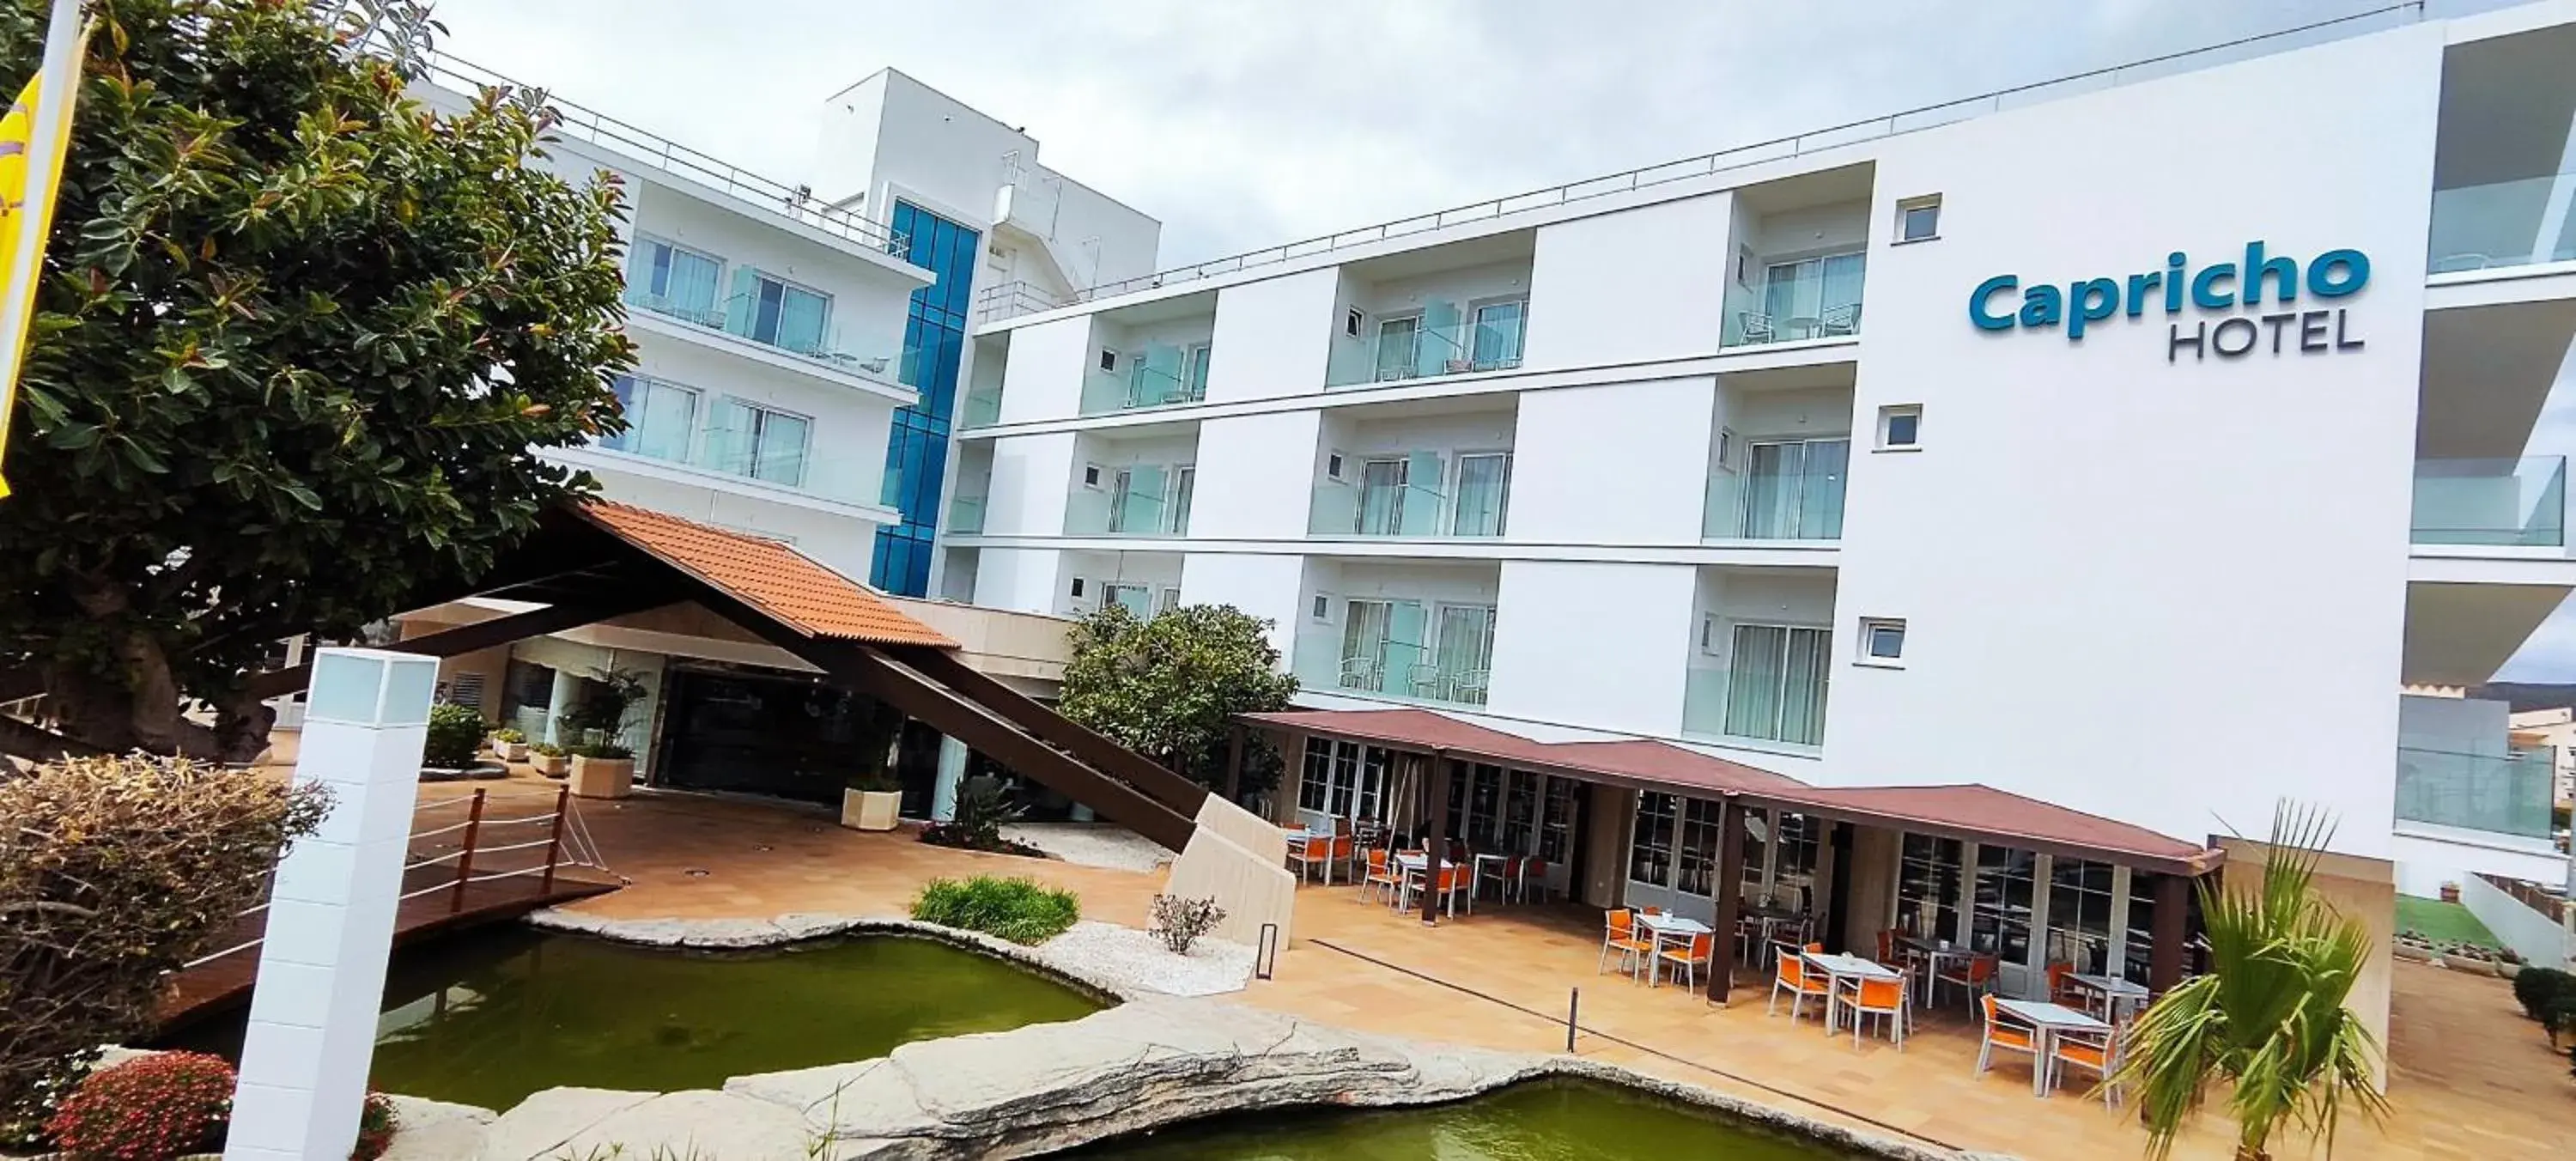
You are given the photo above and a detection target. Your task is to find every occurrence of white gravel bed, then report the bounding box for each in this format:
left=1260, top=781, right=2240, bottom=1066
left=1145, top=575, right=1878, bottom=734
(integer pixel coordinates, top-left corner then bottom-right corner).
left=1001, top=822, right=1175, bottom=872
left=1037, top=921, right=1253, bottom=997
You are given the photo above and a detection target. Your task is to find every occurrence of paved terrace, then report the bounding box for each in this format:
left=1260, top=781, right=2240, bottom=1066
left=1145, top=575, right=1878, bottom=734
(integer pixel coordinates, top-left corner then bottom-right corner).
left=524, top=790, right=2573, bottom=1161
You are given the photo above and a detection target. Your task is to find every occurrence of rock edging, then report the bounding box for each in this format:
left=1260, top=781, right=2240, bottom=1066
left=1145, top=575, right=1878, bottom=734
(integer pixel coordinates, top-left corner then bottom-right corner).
left=524, top=909, right=1148, bottom=1004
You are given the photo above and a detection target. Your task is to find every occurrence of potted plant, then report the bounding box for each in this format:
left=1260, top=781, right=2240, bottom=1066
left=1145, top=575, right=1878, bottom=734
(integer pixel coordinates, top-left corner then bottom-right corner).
left=530, top=740, right=568, bottom=778
left=843, top=771, right=904, bottom=831
left=568, top=740, right=635, bottom=799
left=422, top=702, right=488, bottom=775
left=490, top=726, right=528, bottom=763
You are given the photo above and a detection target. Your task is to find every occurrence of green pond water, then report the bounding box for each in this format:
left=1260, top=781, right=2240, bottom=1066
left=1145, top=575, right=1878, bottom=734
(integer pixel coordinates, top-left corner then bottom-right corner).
left=161, top=928, right=1105, bottom=1109
left=1072, top=1079, right=1857, bottom=1159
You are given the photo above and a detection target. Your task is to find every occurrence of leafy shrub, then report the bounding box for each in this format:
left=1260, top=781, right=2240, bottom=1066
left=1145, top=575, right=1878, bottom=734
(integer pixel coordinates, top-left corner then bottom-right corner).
left=2512, top=965, right=2573, bottom=1021
left=2547, top=994, right=2576, bottom=1039
left=1, top=757, right=330, bottom=1140
left=43, top=1051, right=234, bottom=1159
left=568, top=740, right=634, bottom=761
left=422, top=702, right=487, bottom=769
left=1149, top=895, right=1228, bottom=955
left=492, top=726, right=527, bottom=745
left=531, top=741, right=566, bottom=757
left=919, top=775, right=1043, bottom=857
left=850, top=771, right=902, bottom=793
left=910, top=876, right=1080, bottom=945
left=352, top=1092, right=400, bottom=1161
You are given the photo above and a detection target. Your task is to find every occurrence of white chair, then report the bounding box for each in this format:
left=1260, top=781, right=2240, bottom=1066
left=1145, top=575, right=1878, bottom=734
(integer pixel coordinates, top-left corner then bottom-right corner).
left=1819, top=301, right=1862, bottom=337
left=2050, top=1024, right=2120, bottom=1103
left=1338, top=655, right=1382, bottom=692
left=1405, top=663, right=1449, bottom=701
left=1738, top=311, right=1777, bottom=344
left=1451, top=669, right=1490, bottom=706
left=1976, top=995, right=2041, bottom=1082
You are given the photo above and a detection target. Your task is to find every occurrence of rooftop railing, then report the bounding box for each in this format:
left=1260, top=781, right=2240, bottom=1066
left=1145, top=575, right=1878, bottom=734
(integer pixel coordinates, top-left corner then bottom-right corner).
left=2395, top=745, right=2556, bottom=840
left=972, top=3, right=2427, bottom=324
left=416, top=52, right=909, bottom=256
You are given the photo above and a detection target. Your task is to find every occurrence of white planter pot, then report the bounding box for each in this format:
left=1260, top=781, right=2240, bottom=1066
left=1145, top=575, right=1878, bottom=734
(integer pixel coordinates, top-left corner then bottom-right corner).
left=569, top=755, right=635, bottom=799
left=842, top=788, right=902, bottom=831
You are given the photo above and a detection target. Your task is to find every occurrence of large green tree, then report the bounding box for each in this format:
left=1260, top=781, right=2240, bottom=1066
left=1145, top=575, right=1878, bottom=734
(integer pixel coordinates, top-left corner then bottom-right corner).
left=0, top=0, right=635, bottom=759
left=1057, top=602, right=1297, bottom=792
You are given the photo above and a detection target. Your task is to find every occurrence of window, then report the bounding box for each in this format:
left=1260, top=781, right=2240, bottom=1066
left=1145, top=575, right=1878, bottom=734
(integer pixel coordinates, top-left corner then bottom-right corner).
left=1673, top=797, right=1723, bottom=897
left=1468, top=298, right=1527, bottom=371
left=1500, top=769, right=1539, bottom=853
left=1859, top=617, right=1906, bottom=666
left=1538, top=777, right=1577, bottom=862
left=1877, top=404, right=1923, bottom=451
left=1181, top=343, right=1212, bottom=401
left=1337, top=599, right=1423, bottom=695
left=1630, top=792, right=1678, bottom=886
left=2122, top=874, right=2161, bottom=984
left=601, top=375, right=700, bottom=464
left=1326, top=452, right=1346, bottom=480
left=1971, top=845, right=2038, bottom=968
left=1068, top=577, right=1086, bottom=598
left=701, top=398, right=810, bottom=487
left=1345, top=307, right=1364, bottom=337
left=1734, top=438, right=1848, bottom=539
left=1298, top=739, right=1332, bottom=813
left=1720, top=623, right=1832, bottom=745
left=1769, top=811, right=1824, bottom=913
left=729, top=270, right=831, bottom=355
left=1310, top=594, right=1331, bottom=622
left=2047, top=858, right=2119, bottom=976
left=1082, top=464, right=1104, bottom=489
left=1762, top=252, right=1866, bottom=335
left=1451, top=453, right=1511, bottom=537
left=628, top=236, right=723, bottom=323
left=1897, top=834, right=1965, bottom=942
left=1373, top=314, right=1422, bottom=381
left=1896, top=195, right=1942, bottom=243
left=1157, top=587, right=1182, bottom=614
left=1099, top=348, right=1119, bottom=372
left=1103, top=583, right=1153, bottom=618
left=1735, top=245, right=1755, bottom=289
left=1355, top=457, right=1410, bottom=536
left=1429, top=604, right=1498, bottom=706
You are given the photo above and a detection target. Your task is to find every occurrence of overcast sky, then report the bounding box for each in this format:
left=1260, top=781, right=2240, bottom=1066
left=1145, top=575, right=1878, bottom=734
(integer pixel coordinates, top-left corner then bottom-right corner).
left=422, top=0, right=2576, bottom=682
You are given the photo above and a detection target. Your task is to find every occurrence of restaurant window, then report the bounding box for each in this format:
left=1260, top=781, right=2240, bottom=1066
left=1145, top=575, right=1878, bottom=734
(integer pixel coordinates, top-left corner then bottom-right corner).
left=1971, top=845, right=2038, bottom=967
left=1354, top=746, right=1390, bottom=823
left=2123, top=873, right=2160, bottom=984
left=1465, top=763, right=1504, bottom=849
left=1770, top=811, right=1823, bottom=914
left=2046, top=858, right=2119, bottom=976
left=1500, top=769, right=1539, bottom=853
left=1896, top=834, right=1965, bottom=943
left=1674, top=798, right=1724, bottom=897
left=1298, top=738, right=1332, bottom=813
left=1443, top=761, right=1471, bottom=842
left=1736, top=807, right=1771, bottom=904
left=1539, top=778, right=1577, bottom=862
left=1630, top=792, right=1679, bottom=886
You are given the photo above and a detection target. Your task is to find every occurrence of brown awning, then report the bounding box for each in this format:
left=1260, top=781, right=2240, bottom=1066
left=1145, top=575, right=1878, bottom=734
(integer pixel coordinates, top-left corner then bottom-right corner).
left=1241, top=706, right=2220, bottom=874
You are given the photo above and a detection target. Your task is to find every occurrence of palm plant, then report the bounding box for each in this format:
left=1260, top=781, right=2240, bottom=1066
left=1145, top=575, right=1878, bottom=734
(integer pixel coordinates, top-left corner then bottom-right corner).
left=2115, top=804, right=2389, bottom=1160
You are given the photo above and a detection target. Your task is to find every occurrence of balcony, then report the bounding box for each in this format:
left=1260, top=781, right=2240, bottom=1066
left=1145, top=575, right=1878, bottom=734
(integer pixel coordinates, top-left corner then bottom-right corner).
left=1722, top=254, right=1865, bottom=348
left=2411, top=457, right=2567, bottom=547
left=958, top=382, right=1003, bottom=429
left=1080, top=343, right=1209, bottom=414
left=2428, top=171, right=2576, bottom=275
left=621, top=284, right=908, bottom=385
left=1721, top=174, right=1871, bottom=350
left=1291, top=603, right=1496, bottom=709
left=948, top=493, right=987, bottom=535
left=1324, top=301, right=1528, bottom=389
left=1309, top=451, right=1511, bottom=539
left=1680, top=568, right=1836, bottom=750
left=2396, top=745, right=2556, bottom=840
left=1704, top=440, right=1848, bottom=540
left=1065, top=463, right=1194, bottom=538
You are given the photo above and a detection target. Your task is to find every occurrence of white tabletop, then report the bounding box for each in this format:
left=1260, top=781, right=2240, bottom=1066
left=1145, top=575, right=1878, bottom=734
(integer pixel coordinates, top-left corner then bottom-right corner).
left=2069, top=973, right=2148, bottom=997
left=1636, top=912, right=1711, bottom=936
left=1995, top=999, right=2112, bottom=1030
left=1803, top=952, right=1904, bottom=981
left=1394, top=853, right=1455, bottom=870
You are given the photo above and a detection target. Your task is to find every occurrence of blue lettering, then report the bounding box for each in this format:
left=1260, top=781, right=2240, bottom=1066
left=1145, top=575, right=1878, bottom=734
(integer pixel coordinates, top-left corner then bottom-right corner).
left=2068, top=278, right=2118, bottom=340
left=2125, top=272, right=2159, bottom=318
left=2190, top=262, right=2238, bottom=310
left=2165, top=252, right=2187, bottom=313
left=2019, top=283, right=2063, bottom=328
left=1969, top=275, right=2019, bottom=330
left=2308, top=249, right=2369, bottom=298
left=2244, top=240, right=2298, bottom=306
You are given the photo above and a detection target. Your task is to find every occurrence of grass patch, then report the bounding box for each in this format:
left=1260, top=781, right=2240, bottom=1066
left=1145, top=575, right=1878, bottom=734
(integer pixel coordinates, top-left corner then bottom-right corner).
left=910, top=875, right=1081, bottom=945
left=2396, top=895, right=2502, bottom=950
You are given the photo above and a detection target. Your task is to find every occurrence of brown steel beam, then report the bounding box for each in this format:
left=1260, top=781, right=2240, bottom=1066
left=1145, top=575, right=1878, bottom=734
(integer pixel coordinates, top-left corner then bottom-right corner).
left=2150, top=871, right=2191, bottom=995
left=241, top=589, right=683, bottom=702
left=896, top=646, right=1210, bottom=818
left=1420, top=757, right=1451, bottom=925
left=1709, top=797, right=1748, bottom=1003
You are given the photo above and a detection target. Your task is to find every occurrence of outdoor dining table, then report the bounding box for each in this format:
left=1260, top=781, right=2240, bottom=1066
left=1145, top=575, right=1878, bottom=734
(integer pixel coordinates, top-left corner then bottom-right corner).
left=1390, top=853, right=1465, bottom=915
left=1801, top=951, right=1905, bottom=1034
left=2066, top=973, right=2150, bottom=1022
left=1991, top=998, right=2114, bottom=1097
left=1901, top=936, right=1973, bottom=1004
left=1631, top=911, right=1712, bottom=984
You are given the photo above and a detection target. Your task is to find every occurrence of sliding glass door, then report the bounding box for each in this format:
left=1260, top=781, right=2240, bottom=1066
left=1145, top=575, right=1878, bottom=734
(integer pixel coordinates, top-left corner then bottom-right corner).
left=1720, top=623, right=1830, bottom=745
left=1451, top=453, right=1511, bottom=537
left=1740, top=438, right=1848, bottom=539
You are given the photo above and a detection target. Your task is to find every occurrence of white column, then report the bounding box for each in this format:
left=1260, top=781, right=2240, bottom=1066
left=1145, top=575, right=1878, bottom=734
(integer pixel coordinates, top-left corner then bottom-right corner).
left=543, top=667, right=580, bottom=747
left=929, top=736, right=967, bottom=822
left=225, top=648, right=437, bottom=1161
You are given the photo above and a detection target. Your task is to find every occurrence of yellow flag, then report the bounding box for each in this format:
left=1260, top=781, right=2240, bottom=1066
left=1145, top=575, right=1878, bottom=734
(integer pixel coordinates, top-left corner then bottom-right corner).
left=0, top=1, right=89, bottom=501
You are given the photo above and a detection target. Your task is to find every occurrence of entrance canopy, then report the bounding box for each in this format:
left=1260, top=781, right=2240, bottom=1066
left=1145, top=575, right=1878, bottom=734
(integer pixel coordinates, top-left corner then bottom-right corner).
left=1239, top=707, right=2220, bottom=875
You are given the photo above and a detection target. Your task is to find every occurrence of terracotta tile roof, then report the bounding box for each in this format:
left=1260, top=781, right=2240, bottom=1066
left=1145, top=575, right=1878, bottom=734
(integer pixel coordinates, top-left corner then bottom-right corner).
left=575, top=501, right=956, bottom=649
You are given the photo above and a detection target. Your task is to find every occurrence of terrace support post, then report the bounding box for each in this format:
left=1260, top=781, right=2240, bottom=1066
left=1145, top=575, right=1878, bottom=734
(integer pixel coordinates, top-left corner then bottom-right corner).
left=447, top=789, right=488, bottom=915
left=1224, top=725, right=1245, bottom=804
left=1421, top=754, right=1450, bottom=926
left=223, top=648, right=437, bottom=1161
left=540, top=785, right=570, bottom=896
left=2150, top=870, right=2190, bottom=996
left=1709, top=797, right=1748, bottom=1004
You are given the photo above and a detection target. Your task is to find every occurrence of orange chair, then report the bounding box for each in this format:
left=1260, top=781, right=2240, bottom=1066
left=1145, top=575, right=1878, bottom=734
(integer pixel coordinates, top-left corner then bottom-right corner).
left=1937, top=953, right=1998, bottom=1008
left=1518, top=857, right=1549, bottom=903
left=1842, top=975, right=1910, bottom=1050
left=1359, top=848, right=1400, bottom=905
left=1599, top=909, right=1653, bottom=976
left=2045, top=961, right=2080, bottom=1005
left=1432, top=865, right=1471, bottom=917
left=1656, top=931, right=1717, bottom=991
left=1769, top=950, right=1832, bottom=1021
left=2050, top=1024, right=2121, bottom=1103
left=1875, top=929, right=1897, bottom=964
left=1977, top=994, right=2041, bottom=1081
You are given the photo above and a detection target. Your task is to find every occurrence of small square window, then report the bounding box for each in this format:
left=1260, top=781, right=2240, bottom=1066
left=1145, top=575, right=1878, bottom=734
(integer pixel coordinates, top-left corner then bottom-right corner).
left=1876, top=404, right=1922, bottom=452
left=1069, top=577, right=1087, bottom=598
left=1310, top=594, right=1332, bottom=622
left=1098, top=349, right=1118, bottom=372
left=1326, top=452, right=1346, bottom=480
left=1345, top=308, right=1364, bottom=337
left=1895, top=195, right=1941, bottom=243
left=1859, top=617, right=1906, bottom=666
left=1082, top=464, right=1104, bottom=488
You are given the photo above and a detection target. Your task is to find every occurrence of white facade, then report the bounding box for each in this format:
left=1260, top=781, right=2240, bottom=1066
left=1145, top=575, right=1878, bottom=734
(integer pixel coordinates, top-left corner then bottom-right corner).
left=941, top=2, right=2576, bottom=883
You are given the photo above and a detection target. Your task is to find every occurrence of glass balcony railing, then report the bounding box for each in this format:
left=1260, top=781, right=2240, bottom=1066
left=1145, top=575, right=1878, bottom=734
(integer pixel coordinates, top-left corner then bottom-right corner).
left=2410, top=457, right=2567, bottom=548
left=958, top=383, right=1003, bottom=429
left=1680, top=665, right=1730, bottom=739
left=622, top=287, right=727, bottom=330
left=622, top=286, right=905, bottom=382
left=1064, top=466, right=1194, bottom=537
left=947, top=493, right=987, bottom=535
left=2428, top=172, right=2576, bottom=275
left=1704, top=465, right=1848, bottom=540
left=1290, top=623, right=1492, bottom=708
left=2395, top=745, right=2555, bottom=840
left=1308, top=452, right=1511, bottom=539
left=1325, top=301, right=1528, bottom=389
left=1723, top=252, right=1866, bottom=348
left=1079, top=343, right=1210, bottom=415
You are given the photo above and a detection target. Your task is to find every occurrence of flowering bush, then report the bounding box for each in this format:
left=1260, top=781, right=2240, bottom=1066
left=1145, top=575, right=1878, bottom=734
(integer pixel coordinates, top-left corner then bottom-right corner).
left=44, top=1052, right=233, bottom=1159
left=352, top=1092, right=399, bottom=1160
